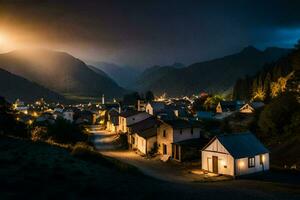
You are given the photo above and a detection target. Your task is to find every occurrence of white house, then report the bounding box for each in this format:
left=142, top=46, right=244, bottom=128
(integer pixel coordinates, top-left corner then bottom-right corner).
left=127, top=117, right=159, bottom=155
left=157, top=119, right=201, bottom=161
left=145, top=101, right=165, bottom=115
left=118, top=110, right=151, bottom=133
left=202, top=132, right=269, bottom=176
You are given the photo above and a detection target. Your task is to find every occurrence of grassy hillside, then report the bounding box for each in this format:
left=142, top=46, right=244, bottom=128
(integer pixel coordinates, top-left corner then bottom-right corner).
left=1, top=136, right=300, bottom=199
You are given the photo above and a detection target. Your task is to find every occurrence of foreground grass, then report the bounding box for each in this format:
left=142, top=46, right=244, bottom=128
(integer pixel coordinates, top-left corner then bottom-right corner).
left=0, top=135, right=299, bottom=200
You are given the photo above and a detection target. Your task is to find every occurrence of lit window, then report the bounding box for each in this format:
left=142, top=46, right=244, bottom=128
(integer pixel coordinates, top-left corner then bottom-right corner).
left=259, top=154, right=265, bottom=164
left=248, top=157, right=255, bottom=168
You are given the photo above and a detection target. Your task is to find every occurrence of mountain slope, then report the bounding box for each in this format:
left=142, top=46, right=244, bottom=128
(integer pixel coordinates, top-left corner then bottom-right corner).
left=93, top=62, right=142, bottom=88
left=136, top=46, right=290, bottom=96
left=233, top=48, right=300, bottom=101
left=0, top=49, right=125, bottom=98
left=0, top=68, right=65, bottom=103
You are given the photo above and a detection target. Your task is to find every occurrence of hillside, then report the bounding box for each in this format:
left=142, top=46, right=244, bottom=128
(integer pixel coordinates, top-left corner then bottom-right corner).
left=233, top=48, right=300, bottom=101
left=0, top=68, right=65, bottom=103
left=0, top=49, right=125, bottom=98
left=93, top=62, right=142, bottom=88
left=135, top=47, right=290, bottom=96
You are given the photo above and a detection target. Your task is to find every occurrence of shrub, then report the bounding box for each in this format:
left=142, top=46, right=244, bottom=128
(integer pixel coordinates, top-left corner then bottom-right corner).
left=47, top=118, right=88, bottom=144
left=31, top=126, right=48, bottom=141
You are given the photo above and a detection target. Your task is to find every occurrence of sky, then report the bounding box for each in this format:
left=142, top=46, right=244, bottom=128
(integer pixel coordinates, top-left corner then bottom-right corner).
left=0, top=0, right=300, bottom=68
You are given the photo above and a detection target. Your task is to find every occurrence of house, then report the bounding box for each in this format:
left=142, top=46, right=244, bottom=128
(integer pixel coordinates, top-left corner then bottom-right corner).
left=118, top=110, right=151, bottom=133
left=239, top=102, right=265, bottom=113
left=127, top=117, right=159, bottom=155
left=201, top=132, right=269, bottom=176
left=145, top=101, right=165, bottom=115
left=137, top=99, right=146, bottom=111
left=157, top=119, right=202, bottom=161
left=216, top=101, right=238, bottom=113
left=63, top=109, right=74, bottom=122
left=106, top=108, right=119, bottom=132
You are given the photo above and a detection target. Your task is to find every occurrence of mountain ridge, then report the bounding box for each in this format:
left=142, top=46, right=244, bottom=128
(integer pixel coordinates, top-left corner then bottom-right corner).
left=135, top=46, right=291, bottom=96
left=0, top=49, right=125, bottom=99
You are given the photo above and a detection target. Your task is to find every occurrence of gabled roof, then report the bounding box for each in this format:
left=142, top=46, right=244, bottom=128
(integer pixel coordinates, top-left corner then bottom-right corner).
left=128, top=116, right=159, bottom=132
left=219, top=101, right=238, bottom=111
left=119, top=110, right=142, bottom=118
left=148, top=101, right=165, bottom=110
left=136, top=127, right=157, bottom=139
left=162, top=119, right=202, bottom=129
left=249, top=102, right=265, bottom=109
left=203, top=132, right=269, bottom=159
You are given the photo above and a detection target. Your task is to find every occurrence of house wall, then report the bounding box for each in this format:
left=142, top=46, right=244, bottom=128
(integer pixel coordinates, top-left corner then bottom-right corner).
left=157, top=123, right=201, bottom=157
left=173, top=127, right=201, bottom=143
left=235, top=153, right=269, bottom=176
left=157, top=123, right=174, bottom=156
left=145, top=104, right=153, bottom=115
left=118, top=116, right=127, bottom=132
left=239, top=104, right=254, bottom=113
left=147, top=136, right=157, bottom=153
left=202, top=139, right=234, bottom=176
left=131, top=134, right=156, bottom=155
left=216, top=103, right=222, bottom=113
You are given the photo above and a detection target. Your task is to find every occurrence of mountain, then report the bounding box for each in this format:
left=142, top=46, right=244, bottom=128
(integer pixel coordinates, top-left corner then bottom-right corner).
left=92, top=62, right=142, bottom=89
left=233, top=48, right=300, bottom=101
left=135, top=46, right=291, bottom=96
left=0, top=68, right=65, bottom=103
left=0, top=49, right=125, bottom=98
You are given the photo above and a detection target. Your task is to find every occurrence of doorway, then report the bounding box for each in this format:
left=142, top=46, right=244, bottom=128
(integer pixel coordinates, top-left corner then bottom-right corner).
left=163, top=144, right=167, bottom=155
left=212, top=156, right=218, bottom=174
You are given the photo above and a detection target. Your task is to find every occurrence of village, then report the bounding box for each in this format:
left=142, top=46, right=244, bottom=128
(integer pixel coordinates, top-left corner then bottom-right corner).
left=10, top=92, right=271, bottom=180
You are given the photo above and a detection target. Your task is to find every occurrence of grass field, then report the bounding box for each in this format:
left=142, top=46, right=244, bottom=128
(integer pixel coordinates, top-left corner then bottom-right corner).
left=0, top=135, right=299, bottom=200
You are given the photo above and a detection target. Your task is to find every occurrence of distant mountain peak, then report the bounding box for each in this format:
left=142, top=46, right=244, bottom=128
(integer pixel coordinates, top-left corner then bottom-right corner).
left=240, top=45, right=261, bottom=54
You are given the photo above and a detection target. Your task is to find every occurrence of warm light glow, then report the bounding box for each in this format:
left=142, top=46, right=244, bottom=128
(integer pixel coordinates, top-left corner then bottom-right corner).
left=220, top=160, right=226, bottom=166
left=239, top=160, right=245, bottom=168
left=262, top=155, right=265, bottom=162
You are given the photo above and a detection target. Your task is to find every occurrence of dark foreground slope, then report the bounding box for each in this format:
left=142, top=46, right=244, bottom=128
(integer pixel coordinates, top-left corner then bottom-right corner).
left=0, top=136, right=299, bottom=200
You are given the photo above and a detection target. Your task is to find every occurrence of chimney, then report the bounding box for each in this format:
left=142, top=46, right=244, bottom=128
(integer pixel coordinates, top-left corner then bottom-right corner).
left=102, top=94, right=105, bottom=104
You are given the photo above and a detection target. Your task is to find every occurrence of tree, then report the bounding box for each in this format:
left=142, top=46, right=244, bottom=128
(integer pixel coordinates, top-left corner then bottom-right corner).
left=145, top=91, right=154, bottom=102
left=0, top=96, right=28, bottom=137
left=47, top=118, right=87, bottom=144
left=258, top=93, right=299, bottom=138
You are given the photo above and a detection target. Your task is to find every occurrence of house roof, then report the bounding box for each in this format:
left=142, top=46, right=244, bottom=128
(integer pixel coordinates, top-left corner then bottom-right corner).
left=108, top=108, right=119, bottom=116
left=136, top=127, right=157, bottom=139
left=119, top=110, right=142, bottom=118
left=173, top=138, right=209, bottom=148
left=219, top=101, right=238, bottom=111
left=128, top=117, right=159, bottom=132
left=249, top=102, right=265, bottom=109
left=162, top=119, right=202, bottom=129
left=203, top=132, right=269, bottom=159
left=148, top=101, right=165, bottom=110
